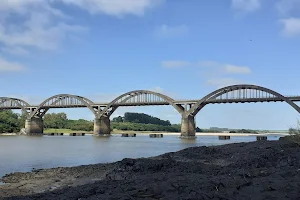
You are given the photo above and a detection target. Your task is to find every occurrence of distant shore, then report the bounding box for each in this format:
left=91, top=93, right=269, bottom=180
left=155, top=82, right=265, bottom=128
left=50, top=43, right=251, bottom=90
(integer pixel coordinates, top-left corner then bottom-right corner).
left=113, top=131, right=288, bottom=136
left=0, top=131, right=288, bottom=137
left=0, top=133, right=17, bottom=136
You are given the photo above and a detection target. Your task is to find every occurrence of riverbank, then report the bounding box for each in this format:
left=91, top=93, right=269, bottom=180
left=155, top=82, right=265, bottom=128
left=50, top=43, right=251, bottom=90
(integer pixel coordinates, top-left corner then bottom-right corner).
left=1, top=131, right=288, bottom=137
left=0, top=133, right=17, bottom=136
left=44, top=128, right=289, bottom=136
left=1, top=137, right=299, bottom=199
left=112, top=132, right=288, bottom=136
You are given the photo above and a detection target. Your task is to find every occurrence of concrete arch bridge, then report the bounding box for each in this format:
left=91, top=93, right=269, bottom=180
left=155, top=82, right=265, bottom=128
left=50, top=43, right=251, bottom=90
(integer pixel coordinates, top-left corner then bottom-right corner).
left=1, top=84, right=300, bottom=138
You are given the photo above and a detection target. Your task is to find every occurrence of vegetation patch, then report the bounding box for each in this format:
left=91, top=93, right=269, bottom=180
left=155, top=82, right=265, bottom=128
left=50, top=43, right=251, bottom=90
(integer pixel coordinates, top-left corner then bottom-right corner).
left=288, top=121, right=300, bottom=144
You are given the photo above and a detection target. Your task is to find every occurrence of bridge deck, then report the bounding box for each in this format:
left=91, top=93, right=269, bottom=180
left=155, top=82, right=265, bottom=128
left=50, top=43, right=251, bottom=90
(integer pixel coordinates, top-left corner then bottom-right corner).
left=1, top=96, right=300, bottom=110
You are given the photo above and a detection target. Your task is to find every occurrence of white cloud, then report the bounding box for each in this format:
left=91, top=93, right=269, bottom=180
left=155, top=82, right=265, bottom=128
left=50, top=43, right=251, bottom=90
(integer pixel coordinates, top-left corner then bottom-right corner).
left=0, top=19, right=87, bottom=51
left=161, top=60, right=191, bottom=68
left=198, top=61, right=222, bottom=68
left=0, top=57, right=25, bottom=72
left=0, top=2, right=87, bottom=56
left=207, top=78, right=245, bottom=88
left=162, top=59, right=252, bottom=88
left=224, top=64, right=252, bottom=74
left=276, top=0, right=300, bottom=15
left=280, top=18, right=300, bottom=36
left=56, top=0, right=164, bottom=16
left=0, top=0, right=162, bottom=17
left=150, top=86, right=164, bottom=93
left=0, top=0, right=163, bottom=57
left=163, top=60, right=252, bottom=74
left=231, top=0, right=261, bottom=13
left=198, top=60, right=252, bottom=74
left=2, top=47, right=30, bottom=56
left=155, top=25, right=189, bottom=37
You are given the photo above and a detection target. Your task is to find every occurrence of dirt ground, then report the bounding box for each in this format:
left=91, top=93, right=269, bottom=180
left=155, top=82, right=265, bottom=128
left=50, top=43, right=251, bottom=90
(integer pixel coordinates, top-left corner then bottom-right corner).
left=1, top=138, right=300, bottom=200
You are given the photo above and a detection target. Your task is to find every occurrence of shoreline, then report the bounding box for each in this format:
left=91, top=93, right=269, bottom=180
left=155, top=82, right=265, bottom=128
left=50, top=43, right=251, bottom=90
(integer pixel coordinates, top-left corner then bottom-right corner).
left=0, top=132, right=288, bottom=137
left=111, top=132, right=288, bottom=136
left=0, top=133, right=17, bottom=136
left=1, top=138, right=299, bottom=199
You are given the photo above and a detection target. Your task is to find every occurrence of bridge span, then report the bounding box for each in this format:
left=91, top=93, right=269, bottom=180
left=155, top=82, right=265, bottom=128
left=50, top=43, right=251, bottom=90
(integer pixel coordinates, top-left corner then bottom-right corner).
left=1, top=84, right=300, bottom=138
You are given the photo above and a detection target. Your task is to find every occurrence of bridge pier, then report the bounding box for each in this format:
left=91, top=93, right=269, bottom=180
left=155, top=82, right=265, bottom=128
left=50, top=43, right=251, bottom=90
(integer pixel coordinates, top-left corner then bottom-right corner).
left=93, top=116, right=111, bottom=137
left=180, top=115, right=196, bottom=139
left=25, top=117, right=44, bottom=135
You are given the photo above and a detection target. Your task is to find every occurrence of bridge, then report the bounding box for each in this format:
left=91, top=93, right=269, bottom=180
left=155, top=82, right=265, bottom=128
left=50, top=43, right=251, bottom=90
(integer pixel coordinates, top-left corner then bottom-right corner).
left=1, top=84, right=300, bottom=138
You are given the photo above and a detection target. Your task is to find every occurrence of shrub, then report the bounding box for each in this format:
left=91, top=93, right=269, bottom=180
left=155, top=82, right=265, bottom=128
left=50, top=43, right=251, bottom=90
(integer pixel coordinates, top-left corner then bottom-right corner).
left=288, top=120, right=300, bottom=145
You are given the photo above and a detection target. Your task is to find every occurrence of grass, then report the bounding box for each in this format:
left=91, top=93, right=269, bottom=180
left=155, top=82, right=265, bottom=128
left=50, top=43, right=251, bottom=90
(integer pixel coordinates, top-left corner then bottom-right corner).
left=44, top=129, right=93, bottom=134
left=111, top=129, right=174, bottom=134
left=44, top=128, right=170, bottom=134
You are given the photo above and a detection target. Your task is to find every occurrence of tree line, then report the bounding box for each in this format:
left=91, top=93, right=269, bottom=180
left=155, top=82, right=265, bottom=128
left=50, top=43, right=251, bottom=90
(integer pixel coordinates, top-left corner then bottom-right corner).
left=0, top=111, right=94, bottom=133
left=112, top=112, right=171, bottom=126
left=0, top=111, right=183, bottom=133
left=0, top=110, right=260, bottom=133
left=43, top=113, right=93, bottom=131
left=111, top=112, right=179, bottom=131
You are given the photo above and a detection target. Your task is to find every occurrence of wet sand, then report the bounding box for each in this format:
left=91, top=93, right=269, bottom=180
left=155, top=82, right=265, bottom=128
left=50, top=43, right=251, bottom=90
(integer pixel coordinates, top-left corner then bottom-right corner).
left=1, top=137, right=299, bottom=200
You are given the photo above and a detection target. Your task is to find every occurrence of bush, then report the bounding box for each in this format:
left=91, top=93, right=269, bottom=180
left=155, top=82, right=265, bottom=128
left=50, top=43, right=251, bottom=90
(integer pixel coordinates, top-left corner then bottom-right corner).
left=288, top=121, right=300, bottom=144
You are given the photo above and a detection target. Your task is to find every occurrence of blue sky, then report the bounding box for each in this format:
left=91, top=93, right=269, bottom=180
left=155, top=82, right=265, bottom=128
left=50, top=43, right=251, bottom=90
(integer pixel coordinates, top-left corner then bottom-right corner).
left=0, top=0, right=300, bottom=130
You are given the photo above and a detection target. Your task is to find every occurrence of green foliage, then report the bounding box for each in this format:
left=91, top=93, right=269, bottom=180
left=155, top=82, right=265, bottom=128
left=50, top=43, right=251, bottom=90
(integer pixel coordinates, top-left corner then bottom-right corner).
left=66, top=119, right=93, bottom=131
left=288, top=121, right=300, bottom=144
left=44, top=113, right=68, bottom=129
left=111, top=122, right=181, bottom=132
left=44, top=113, right=93, bottom=131
left=112, top=116, right=124, bottom=122
left=196, top=127, right=203, bottom=132
left=200, top=129, right=222, bottom=133
left=0, top=110, right=23, bottom=133
left=120, top=112, right=171, bottom=126
left=235, top=129, right=258, bottom=133
left=111, top=112, right=182, bottom=132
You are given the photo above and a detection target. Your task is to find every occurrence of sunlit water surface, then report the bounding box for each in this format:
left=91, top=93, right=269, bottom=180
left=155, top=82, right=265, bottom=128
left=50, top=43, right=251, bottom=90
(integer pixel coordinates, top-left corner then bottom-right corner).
left=0, top=134, right=281, bottom=178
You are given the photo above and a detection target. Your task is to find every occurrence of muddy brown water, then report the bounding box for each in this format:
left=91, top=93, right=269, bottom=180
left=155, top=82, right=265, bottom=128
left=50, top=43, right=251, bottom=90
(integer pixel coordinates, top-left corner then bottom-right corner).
left=0, top=134, right=281, bottom=179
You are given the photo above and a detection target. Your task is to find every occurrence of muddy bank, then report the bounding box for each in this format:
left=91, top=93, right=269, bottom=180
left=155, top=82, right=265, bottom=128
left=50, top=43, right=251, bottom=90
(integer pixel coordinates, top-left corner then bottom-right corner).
left=1, top=139, right=300, bottom=200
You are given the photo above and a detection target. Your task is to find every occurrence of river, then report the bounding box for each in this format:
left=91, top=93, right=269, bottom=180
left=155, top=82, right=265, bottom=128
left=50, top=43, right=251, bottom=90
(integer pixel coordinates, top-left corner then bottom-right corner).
left=0, top=134, right=282, bottom=178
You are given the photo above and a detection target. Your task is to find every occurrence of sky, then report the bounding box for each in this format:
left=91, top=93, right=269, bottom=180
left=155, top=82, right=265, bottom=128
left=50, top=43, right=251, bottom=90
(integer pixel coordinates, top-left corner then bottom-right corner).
left=0, top=0, right=300, bottom=130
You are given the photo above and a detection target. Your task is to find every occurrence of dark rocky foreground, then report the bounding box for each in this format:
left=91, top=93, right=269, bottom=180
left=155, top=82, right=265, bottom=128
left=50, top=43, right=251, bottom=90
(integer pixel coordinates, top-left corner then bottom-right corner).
left=1, top=138, right=300, bottom=200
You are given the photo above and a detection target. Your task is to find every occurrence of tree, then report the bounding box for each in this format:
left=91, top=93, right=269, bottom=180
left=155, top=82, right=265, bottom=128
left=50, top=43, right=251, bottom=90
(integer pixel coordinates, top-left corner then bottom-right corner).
left=196, top=127, right=202, bottom=132
left=112, top=116, right=123, bottom=122
left=0, top=110, right=22, bottom=133
left=44, top=113, right=68, bottom=129
left=66, top=119, right=93, bottom=131
left=123, top=112, right=171, bottom=126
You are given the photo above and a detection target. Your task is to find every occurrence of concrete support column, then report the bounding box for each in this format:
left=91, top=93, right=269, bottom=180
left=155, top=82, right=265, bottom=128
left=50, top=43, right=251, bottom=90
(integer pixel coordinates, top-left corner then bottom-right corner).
left=25, top=117, right=44, bottom=135
left=180, top=115, right=196, bottom=139
left=93, top=116, right=111, bottom=136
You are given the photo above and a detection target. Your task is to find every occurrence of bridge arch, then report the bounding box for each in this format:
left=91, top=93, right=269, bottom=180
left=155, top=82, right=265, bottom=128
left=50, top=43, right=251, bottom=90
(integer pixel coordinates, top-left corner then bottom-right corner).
left=186, top=84, right=300, bottom=116
left=0, top=97, right=30, bottom=117
left=29, top=94, right=96, bottom=119
left=98, top=90, right=184, bottom=117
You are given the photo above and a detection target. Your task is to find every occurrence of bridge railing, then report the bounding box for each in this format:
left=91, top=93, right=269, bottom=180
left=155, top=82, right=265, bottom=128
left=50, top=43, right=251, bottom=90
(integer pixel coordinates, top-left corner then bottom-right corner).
left=1, top=96, right=300, bottom=110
